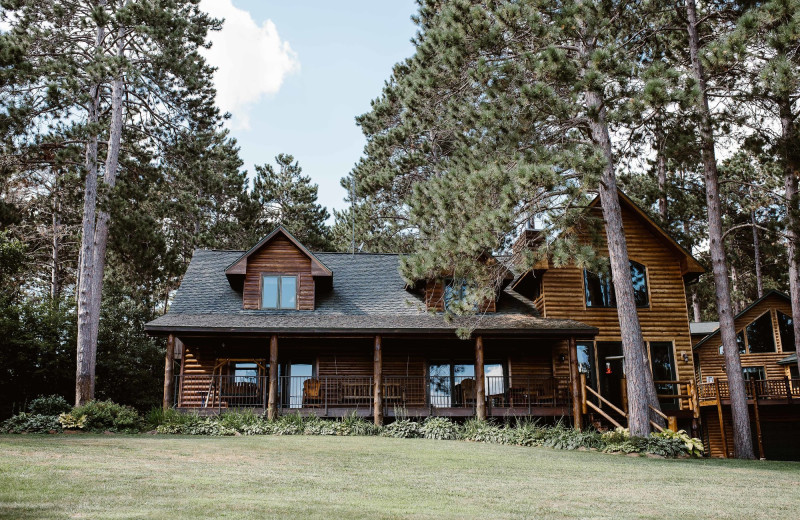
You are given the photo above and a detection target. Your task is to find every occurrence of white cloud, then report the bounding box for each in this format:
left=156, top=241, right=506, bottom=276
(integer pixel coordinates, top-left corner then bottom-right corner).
left=200, top=0, right=299, bottom=129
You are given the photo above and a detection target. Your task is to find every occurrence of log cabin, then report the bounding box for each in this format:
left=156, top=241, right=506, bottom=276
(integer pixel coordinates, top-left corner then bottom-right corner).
left=145, top=190, right=704, bottom=430
left=693, top=291, right=800, bottom=460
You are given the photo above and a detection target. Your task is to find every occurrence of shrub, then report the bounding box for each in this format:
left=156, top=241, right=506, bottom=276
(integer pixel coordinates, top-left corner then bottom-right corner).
left=651, top=429, right=704, bottom=458
left=59, top=400, right=142, bottom=433
left=541, top=423, right=602, bottom=450
left=382, top=419, right=421, bottom=438
left=271, top=413, right=304, bottom=435
left=601, top=427, right=630, bottom=445
left=218, top=409, right=263, bottom=432
left=155, top=417, right=237, bottom=436
left=419, top=417, right=460, bottom=440
left=461, top=418, right=509, bottom=444
left=338, top=411, right=381, bottom=436
left=28, top=395, right=71, bottom=416
left=1, top=413, right=62, bottom=434
left=507, top=419, right=547, bottom=447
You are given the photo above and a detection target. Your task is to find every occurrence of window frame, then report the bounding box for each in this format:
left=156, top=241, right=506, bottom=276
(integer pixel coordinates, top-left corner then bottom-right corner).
left=583, top=259, right=650, bottom=309
left=260, top=274, right=299, bottom=310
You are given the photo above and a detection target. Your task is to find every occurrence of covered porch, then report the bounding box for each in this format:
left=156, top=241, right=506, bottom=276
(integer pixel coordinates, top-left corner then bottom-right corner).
left=162, top=333, right=588, bottom=423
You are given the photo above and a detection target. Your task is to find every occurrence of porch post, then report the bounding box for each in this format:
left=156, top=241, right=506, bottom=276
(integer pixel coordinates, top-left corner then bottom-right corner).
left=267, top=334, right=279, bottom=420
left=163, top=334, right=175, bottom=411
left=475, top=335, right=486, bottom=420
left=568, top=336, right=583, bottom=430
left=373, top=335, right=383, bottom=426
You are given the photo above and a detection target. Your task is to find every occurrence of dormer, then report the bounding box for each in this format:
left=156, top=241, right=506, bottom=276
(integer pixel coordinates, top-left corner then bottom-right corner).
left=416, top=257, right=514, bottom=313
left=224, top=226, right=332, bottom=310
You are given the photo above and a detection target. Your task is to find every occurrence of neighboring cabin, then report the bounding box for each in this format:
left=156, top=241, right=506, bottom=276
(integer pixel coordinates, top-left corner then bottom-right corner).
left=145, top=190, right=703, bottom=433
left=693, top=291, right=800, bottom=460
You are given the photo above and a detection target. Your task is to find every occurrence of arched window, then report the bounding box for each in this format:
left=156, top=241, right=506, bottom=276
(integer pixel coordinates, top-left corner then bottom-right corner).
left=584, top=260, right=649, bottom=308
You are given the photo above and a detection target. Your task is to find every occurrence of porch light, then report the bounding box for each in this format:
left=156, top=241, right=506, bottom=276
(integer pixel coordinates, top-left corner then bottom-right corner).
left=559, top=354, right=566, bottom=363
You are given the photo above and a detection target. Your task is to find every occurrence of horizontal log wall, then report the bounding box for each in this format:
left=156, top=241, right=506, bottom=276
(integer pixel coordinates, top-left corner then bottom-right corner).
left=243, top=235, right=314, bottom=310
left=695, top=294, right=796, bottom=382
left=540, top=204, right=695, bottom=384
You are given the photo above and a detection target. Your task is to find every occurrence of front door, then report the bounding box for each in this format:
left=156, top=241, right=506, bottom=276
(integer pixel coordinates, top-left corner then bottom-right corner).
left=597, top=342, right=625, bottom=410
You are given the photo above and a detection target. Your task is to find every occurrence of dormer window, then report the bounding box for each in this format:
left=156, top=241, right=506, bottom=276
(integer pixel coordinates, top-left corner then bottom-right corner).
left=262, top=275, right=297, bottom=310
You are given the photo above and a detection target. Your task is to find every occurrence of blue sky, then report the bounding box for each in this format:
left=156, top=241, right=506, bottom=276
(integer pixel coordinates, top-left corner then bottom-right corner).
left=200, top=1, right=418, bottom=219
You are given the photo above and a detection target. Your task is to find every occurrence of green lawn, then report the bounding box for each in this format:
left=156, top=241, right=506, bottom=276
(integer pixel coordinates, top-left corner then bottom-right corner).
left=0, top=435, right=798, bottom=519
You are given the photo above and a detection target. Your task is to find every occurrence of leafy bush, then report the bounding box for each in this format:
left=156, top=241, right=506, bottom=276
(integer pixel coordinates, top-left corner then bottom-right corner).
left=541, top=423, right=603, bottom=450
left=420, top=417, right=460, bottom=440
left=218, top=409, right=263, bottom=431
left=507, top=419, right=547, bottom=447
left=382, top=419, right=421, bottom=438
left=338, top=412, right=381, bottom=436
left=28, top=395, right=71, bottom=416
left=156, top=417, right=237, bottom=436
left=461, top=418, right=509, bottom=444
left=59, top=400, right=142, bottom=432
left=271, top=413, right=305, bottom=435
left=601, top=427, right=630, bottom=445
left=651, top=429, right=704, bottom=458
left=1, top=412, right=62, bottom=433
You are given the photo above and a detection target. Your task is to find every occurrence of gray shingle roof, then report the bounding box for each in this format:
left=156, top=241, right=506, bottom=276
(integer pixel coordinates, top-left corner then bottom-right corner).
left=145, top=250, right=596, bottom=336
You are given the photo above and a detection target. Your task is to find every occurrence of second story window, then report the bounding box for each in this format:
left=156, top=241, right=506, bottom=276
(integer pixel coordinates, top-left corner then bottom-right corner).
left=261, top=275, right=297, bottom=310
left=444, top=279, right=479, bottom=312
left=584, top=260, right=649, bottom=308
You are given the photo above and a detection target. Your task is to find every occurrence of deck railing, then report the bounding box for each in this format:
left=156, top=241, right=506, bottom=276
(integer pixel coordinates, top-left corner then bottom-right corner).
left=174, top=374, right=269, bottom=409
left=697, top=378, right=800, bottom=404
left=173, top=374, right=571, bottom=411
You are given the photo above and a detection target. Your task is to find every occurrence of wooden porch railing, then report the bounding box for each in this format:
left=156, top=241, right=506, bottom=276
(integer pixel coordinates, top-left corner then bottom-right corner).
left=697, top=378, right=800, bottom=404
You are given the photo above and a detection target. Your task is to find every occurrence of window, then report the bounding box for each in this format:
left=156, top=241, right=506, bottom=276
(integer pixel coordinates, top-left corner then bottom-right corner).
left=232, top=362, right=258, bottom=384
left=720, top=330, right=748, bottom=355
left=261, top=275, right=297, bottom=310
left=778, top=311, right=796, bottom=352
left=584, top=260, right=648, bottom=308
left=746, top=312, right=776, bottom=353
left=649, top=342, right=677, bottom=409
left=428, top=361, right=505, bottom=407
left=742, top=366, right=765, bottom=381
left=576, top=341, right=597, bottom=391
left=443, top=279, right=478, bottom=312
left=280, top=361, right=313, bottom=408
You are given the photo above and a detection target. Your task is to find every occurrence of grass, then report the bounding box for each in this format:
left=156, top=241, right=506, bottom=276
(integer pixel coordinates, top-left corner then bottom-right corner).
left=0, top=435, right=798, bottom=519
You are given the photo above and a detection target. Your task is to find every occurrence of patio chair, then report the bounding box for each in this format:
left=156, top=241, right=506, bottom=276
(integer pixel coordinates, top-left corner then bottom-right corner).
left=302, top=378, right=323, bottom=408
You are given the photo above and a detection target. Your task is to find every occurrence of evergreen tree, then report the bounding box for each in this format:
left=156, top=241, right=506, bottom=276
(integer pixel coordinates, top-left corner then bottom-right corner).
left=250, top=154, right=330, bottom=250
left=348, top=0, right=691, bottom=433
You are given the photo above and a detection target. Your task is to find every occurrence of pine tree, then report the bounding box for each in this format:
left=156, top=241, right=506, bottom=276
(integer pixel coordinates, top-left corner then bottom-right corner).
left=249, top=154, right=330, bottom=250
left=348, top=0, right=687, bottom=434
left=3, top=0, right=223, bottom=404
left=729, top=0, right=800, bottom=377
left=683, top=0, right=755, bottom=459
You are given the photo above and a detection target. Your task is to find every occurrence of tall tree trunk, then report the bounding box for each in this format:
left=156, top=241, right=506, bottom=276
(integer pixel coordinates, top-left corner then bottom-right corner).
left=87, top=33, right=126, bottom=372
left=75, top=15, right=107, bottom=406
left=585, top=89, right=662, bottom=435
left=683, top=219, right=702, bottom=322
left=751, top=209, right=763, bottom=298
left=730, top=264, right=740, bottom=314
left=685, top=0, right=754, bottom=459
left=778, top=98, right=800, bottom=376
left=576, top=7, right=661, bottom=435
left=691, top=285, right=701, bottom=322
left=656, top=120, right=668, bottom=221
left=50, top=168, right=61, bottom=300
